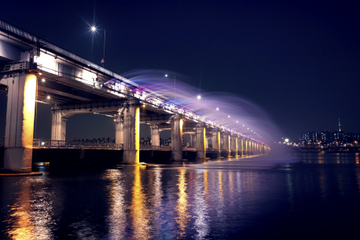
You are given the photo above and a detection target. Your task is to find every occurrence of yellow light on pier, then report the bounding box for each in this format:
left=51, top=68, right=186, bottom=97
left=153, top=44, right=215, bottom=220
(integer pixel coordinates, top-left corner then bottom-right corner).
left=135, top=106, right=140, bottom=164
left=23, top=74, right=37, bottom=149
left=217, top=131, right=221, bottom=153
left=203, top=127, right=206, bottom=152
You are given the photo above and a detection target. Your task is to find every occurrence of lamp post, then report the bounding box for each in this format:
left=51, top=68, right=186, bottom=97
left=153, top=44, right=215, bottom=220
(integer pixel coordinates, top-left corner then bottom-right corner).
left=165, top=74, right=176, bottom=101
left=91, top=26, right=106, bottom=68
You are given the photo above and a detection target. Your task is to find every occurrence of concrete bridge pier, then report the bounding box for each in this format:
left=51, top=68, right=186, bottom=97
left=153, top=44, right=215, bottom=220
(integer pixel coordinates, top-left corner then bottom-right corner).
left=2, top=73, right=37, bottom=172
left=251, top=141, right=255, bottom=155
left=240, top=138, right=244, bottom=157
left=115, top=113, right=124, bottom=145
left=122, top=99, right=140, bottom=164
left=51, top=110, right=67, bottom=141
left=223, top=133, right=231, bottom=157
left=196, top=123, right=206, bottom=159
left=245, top=139, right=248, bottom=155
left=171, top=115, right=183, bottom=161
left=191, top=133, right=197, bottom=148
left=151, top=124, right=160, bottom=146
left=231, top=135, right=238, bottom=157
left=212, top=129, right=221, bottom=158
left=249, top=140, right=252, bottom=155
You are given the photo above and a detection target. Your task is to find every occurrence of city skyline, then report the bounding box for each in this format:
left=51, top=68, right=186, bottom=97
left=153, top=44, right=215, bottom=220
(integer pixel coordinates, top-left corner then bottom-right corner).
left=1, top=0, right=359, bottom=141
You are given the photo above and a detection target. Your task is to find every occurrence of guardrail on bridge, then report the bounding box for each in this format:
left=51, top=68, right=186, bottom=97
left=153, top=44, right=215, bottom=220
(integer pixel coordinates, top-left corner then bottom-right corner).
left=33, top=139, right=123, bottom=150
left=140, top=145, right=171, bottom=151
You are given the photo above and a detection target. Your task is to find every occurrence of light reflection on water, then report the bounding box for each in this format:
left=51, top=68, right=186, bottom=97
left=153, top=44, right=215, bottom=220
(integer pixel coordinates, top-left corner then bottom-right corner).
left=104, top=169, right=126, bottom=240
left=4, top=176, right=55, bottom=240
left=2, top=153, right=360, bottom=239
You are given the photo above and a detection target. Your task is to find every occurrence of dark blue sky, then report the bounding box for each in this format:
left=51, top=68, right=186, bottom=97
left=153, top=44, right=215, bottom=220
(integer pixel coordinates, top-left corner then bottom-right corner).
left=1, top=0, right=359, bottom=141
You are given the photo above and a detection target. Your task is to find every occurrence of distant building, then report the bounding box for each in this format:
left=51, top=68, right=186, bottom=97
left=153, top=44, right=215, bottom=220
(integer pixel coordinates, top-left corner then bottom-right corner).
left=299, top=118, right=359, bottom=147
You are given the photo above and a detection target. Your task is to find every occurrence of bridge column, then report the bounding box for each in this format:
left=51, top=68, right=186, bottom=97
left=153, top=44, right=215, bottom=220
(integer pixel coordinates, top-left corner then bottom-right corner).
left=223, top=133, right=231, bottom=157
left=171, top=115, right=183, bottom=161
left=248, top=140, right=251, bottom=155
left=51, top=110, right=67, bottom=141
left=240, top=138, right=244, bottom=157
left=212, top=129, right=220, bottom=158
left=245, top=139, right=248, bottom=155
left=115, top=113, right=124, bottom=145
left=123, top=99, right=140, bottom=164
left=191, top=133, right=197, bottom=148
left=230, top=135, right=238, bottom=158
left=150, top=125, right=160, bottom=146
left=196, top=123, right=206, bottom=159
left=3, top=73, right=37, bottom=172
left=249, top=140, right=254, bottom=155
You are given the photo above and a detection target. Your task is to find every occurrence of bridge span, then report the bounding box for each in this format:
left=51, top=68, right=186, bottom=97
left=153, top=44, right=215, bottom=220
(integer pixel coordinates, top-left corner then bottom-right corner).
left=0, top=19, right=270, bottom=172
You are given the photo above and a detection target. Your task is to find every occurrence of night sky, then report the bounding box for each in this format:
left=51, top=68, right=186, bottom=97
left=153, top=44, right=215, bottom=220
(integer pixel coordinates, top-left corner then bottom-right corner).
left=1, top=0, right=359, bottom=142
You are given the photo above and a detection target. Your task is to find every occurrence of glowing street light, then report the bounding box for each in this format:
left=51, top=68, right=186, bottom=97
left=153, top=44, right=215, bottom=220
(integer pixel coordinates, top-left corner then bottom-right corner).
left=197, top=95, right=201, bottom=100
left=91, top=25, right=106, bottom=68
left=216, top=107, right=219, bottom=111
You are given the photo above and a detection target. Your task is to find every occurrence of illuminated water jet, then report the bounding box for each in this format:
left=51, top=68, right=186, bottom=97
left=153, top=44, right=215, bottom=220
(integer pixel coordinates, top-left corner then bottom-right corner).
left=122, top=70, right=283, bottom=143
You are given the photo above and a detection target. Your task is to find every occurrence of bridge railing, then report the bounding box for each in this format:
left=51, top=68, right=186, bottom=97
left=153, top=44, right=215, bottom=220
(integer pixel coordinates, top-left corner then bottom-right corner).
left=139, top=145, right=197, bottom=151
left=140, top=145, right=171, bottom=151
left=33, top=139, right=122, bottom=150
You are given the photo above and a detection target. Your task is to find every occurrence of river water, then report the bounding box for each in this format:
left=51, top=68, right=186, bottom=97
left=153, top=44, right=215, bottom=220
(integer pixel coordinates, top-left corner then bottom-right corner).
left=1, top=152, right=360, bottom=239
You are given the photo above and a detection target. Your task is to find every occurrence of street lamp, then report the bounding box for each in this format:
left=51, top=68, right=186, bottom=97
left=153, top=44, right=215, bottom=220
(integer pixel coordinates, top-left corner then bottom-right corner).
left=91, top=26, right=106, bottom=68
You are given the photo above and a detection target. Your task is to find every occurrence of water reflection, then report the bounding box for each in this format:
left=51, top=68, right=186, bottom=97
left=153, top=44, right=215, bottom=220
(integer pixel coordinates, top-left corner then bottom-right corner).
left=5, top=177, right=55, bottom=240
left=176, top=169, right=189, bottom=239
left=7, top=182, right=34, bottom=240
left=150, top=168, right=163, bottom=238
left=104, top=169, right=127, bottom=239
left=194, top=171, right=209, bottom=239
left=297, top=152, right=360, bottom=164
left=129, top=166, right=151, bottom=240
left=3, top=154, right=360, bottom=239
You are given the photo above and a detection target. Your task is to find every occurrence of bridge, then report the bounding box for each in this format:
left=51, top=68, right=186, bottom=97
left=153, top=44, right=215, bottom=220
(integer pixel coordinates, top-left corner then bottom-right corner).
left=0, top=19, right=270, bottom=172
